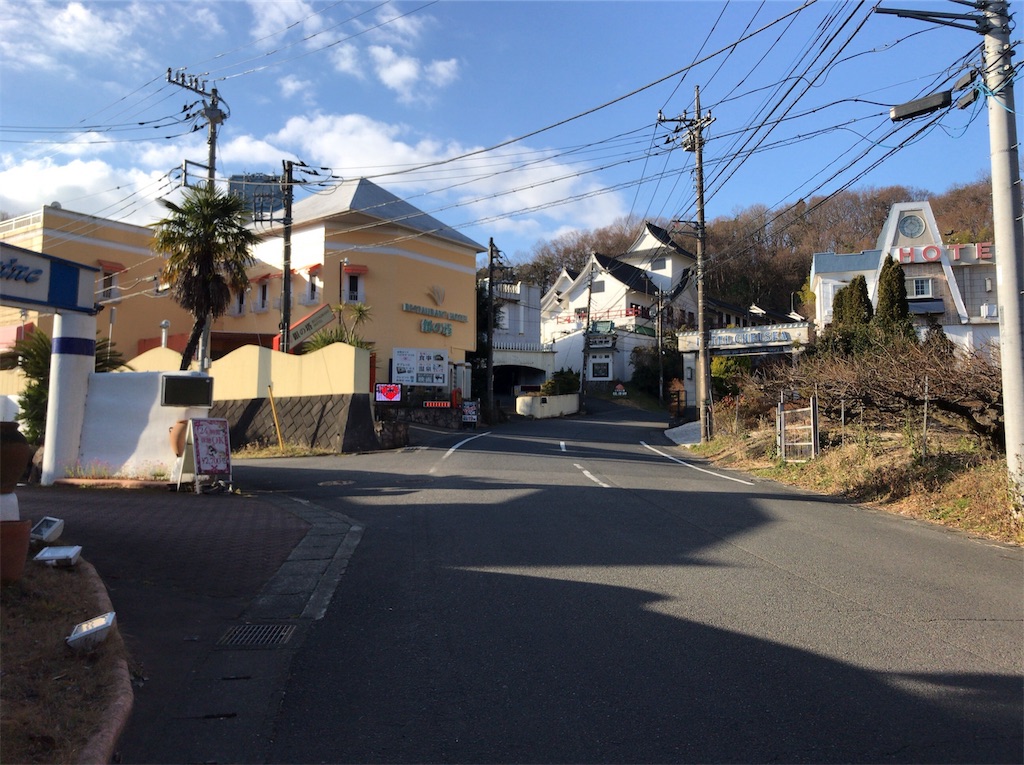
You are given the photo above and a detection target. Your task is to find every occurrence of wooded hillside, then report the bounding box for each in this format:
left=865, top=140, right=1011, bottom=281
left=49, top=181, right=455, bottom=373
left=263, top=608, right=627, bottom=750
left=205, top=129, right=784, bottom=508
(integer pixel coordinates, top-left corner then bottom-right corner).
left=512, top=179, right=993, bottom=317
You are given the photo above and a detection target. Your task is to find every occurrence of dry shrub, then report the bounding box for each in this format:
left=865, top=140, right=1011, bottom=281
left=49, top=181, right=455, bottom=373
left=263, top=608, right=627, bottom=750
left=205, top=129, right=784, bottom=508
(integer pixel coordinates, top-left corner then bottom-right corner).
left=1, top=561, right=128, bottom=764
left=695, top=419, right=1021, bottom=545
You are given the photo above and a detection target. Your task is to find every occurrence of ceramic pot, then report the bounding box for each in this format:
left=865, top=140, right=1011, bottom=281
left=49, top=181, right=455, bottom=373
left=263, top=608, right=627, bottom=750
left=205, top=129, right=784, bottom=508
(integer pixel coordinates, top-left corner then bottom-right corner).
left=0, top=519, right=32, bottom=585
left=169, top=420, right=188, bottom=457
left=0, top=421, right=31, bottom=494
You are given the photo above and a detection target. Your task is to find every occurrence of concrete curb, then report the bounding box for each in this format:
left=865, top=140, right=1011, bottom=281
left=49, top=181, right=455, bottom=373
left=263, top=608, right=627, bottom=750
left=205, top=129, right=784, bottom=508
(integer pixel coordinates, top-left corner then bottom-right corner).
left=75, top=560, right=134, bottom=765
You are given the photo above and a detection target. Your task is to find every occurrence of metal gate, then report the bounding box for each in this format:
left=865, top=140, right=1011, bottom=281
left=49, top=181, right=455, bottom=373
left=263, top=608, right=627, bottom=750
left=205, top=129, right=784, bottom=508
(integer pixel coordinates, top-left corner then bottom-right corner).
left=777, top=393, right=819, bottom=462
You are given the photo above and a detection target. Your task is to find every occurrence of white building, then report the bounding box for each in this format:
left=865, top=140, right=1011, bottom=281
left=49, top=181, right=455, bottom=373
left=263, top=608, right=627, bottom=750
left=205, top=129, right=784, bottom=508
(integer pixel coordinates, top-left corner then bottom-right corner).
left=541, top=222, right=697, bottom=384
left=491, top=280, right=555, bottom=394
left=809, top=201, right=999, bottom=351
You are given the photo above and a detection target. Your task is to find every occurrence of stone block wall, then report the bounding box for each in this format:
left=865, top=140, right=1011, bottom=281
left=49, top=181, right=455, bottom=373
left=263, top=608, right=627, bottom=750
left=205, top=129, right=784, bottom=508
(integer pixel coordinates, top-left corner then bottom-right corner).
left=212, top=393, right=381, bottom=453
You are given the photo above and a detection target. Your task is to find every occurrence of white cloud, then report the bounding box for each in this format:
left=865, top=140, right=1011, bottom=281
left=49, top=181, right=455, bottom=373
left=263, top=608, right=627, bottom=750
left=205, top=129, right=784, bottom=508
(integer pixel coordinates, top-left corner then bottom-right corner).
left=425, top=59, right=459, bottom=89
left=369, top=46, right=420, bottom=102
left=246, top=0, right=321, bottom=47
left=191, top=7, right=224, bottom=37
left=0, top=156, right=170, bottom=224
left=0, top=0, right=149, bottom=72
left=267, top=112, right=626, bottom=250
left=279, top=74, right=314, bottom=104
left=220, top=135, right=289, bottom=169
left=329, top=42, right=362, bottom=77
left=365, top=45, right=459, bottom=104
left=369, top=7, right=426, bottom=47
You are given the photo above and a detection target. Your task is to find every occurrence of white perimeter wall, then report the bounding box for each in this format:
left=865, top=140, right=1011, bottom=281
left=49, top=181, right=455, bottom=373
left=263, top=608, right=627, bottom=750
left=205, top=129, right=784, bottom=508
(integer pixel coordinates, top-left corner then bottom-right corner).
left=78, top=372, right=208, bottom=478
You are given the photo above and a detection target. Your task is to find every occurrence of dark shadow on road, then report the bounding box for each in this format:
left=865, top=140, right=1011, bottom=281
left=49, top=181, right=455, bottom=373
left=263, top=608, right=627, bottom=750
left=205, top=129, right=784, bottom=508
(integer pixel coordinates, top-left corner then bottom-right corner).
left=256, top=454, right=1023, bottom=763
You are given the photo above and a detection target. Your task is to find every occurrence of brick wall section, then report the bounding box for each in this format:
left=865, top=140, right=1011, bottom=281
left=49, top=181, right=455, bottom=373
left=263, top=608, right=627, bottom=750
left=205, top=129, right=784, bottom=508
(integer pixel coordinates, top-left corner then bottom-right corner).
left=211, top=393, right=380, bottom=453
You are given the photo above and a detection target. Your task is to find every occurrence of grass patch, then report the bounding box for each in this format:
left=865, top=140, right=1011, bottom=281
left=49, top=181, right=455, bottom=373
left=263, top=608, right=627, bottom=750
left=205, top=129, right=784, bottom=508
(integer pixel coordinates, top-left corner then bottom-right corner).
left=232, top=441, right=335, bottom=458
left=691, top=425, right=1022, bottom=545
left=1, top=560, right=130, bottom=764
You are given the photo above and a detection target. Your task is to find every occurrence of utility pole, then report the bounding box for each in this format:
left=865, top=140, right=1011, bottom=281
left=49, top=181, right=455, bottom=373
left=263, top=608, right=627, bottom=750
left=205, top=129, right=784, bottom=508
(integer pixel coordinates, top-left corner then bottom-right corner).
left=166, top=68, right=226, bottom=370
left=983, top=1, right=1024, bottom=500
left=279, top=160, right=294, bottom=353
left=878, top=0, right=1023, bottom=500
left=487, top=238, right=498, bottom=423
left=580, top=256, right=597, bottom=413
left=657, top=289, right=665, bottom=405
left=660, top=87, right=715, bottom=442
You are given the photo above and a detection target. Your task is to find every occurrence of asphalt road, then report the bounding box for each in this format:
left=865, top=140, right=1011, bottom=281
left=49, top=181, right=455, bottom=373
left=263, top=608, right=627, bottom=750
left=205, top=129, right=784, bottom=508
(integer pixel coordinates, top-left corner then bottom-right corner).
left=235, top=403, right=1024, bottom=764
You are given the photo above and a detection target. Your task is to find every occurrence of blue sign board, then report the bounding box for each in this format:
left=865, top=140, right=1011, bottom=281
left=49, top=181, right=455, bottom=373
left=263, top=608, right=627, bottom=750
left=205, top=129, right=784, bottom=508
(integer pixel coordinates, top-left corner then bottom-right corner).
left=0, top=242, right=98, bottom=314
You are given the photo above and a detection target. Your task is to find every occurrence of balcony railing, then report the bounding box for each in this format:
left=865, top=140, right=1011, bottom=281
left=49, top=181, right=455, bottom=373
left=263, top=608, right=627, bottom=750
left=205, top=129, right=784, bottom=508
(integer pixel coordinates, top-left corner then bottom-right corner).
left=493, top=340, right=554, bottom=352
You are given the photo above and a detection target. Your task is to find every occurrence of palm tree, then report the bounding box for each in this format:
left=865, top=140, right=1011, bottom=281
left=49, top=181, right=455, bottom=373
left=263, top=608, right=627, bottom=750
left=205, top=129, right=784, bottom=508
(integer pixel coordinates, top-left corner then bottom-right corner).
left=302, top=302, right=375, bottom=353
left=150, top=185, right=262, bottom=370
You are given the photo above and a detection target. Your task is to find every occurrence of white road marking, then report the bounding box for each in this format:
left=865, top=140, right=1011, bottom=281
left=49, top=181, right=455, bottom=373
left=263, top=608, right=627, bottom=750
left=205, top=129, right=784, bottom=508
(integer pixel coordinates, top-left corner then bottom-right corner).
left=428, top=434, right=491, bottom=469
left=640, top=441, right=755, bottom=485
left=573, top=463, right=611, bottom=488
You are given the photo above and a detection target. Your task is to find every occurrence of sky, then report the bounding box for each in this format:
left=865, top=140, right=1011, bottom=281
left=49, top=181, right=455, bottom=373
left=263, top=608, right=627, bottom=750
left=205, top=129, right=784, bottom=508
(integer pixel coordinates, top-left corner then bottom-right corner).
left=0, top=0, right=999, bottom=266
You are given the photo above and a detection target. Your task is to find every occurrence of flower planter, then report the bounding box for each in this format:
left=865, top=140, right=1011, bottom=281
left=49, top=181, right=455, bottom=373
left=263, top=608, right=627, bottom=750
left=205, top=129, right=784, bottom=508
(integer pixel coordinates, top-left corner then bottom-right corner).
left=0, top=519, right=32, bottom=585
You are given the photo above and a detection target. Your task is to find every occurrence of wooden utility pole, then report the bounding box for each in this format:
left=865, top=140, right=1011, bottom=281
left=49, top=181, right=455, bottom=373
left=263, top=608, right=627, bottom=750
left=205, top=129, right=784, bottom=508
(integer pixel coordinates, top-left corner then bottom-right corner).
left=580, top=256, right=596, bottom=413
left=166, top=69, right=226, bottom=369
left=659, top=87, right=715, bottom=442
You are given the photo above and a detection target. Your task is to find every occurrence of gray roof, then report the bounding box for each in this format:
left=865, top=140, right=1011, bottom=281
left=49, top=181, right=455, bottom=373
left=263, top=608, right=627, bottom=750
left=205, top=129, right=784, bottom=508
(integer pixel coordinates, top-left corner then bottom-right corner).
left=284, top=178, right=485, bottom=253
left=811, top=250, right=882, bottom=278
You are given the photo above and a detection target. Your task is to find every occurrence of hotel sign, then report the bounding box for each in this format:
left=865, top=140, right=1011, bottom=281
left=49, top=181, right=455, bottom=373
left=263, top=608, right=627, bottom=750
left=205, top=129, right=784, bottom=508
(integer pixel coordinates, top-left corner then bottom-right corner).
left=401, top=301, right=469, bottom=338
left=0, top=243, right=98, bottom=314
left=891, top=242, right=993, bottom=265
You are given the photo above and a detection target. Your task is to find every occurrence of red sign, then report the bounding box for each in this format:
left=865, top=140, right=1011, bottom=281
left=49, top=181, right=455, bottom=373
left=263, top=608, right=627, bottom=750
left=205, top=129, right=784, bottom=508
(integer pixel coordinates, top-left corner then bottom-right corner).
left=374, top=383, right=402, bottom=403
left=893, top=242, right=993, bottom=264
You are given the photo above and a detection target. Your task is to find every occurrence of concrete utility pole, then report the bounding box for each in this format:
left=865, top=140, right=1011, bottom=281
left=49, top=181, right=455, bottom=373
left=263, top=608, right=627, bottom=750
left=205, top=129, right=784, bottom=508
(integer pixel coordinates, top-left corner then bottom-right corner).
left=487, top=238, right=498, bottom=423
left=166, top=68, right=226, bottom=370
left=279, top=160, right=295, bottom=353
left=983, top=1, right=1024, bottom=499
left=878, top=0, right=1024, bottom=500
left=660, top=87, right=715, bottom=443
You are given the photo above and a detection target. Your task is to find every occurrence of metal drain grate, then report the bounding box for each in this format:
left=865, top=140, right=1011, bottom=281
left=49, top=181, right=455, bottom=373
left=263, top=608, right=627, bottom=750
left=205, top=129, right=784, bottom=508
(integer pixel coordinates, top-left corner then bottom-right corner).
left=217, top=624, right=296, bottom=648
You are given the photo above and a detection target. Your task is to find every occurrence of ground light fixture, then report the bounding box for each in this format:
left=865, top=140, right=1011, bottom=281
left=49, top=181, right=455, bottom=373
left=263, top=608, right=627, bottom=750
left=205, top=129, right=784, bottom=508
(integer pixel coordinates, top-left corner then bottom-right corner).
left=66, top=612, right=116, bottom=653
left=33, top=545, right=81, bottom=567
left=30, top=516, right=64, bottom=543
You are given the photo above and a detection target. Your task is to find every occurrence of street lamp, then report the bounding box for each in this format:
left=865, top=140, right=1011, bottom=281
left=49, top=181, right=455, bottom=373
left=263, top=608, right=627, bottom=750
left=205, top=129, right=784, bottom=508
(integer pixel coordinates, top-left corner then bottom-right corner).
left=880, top=0, right=1023, bottom=499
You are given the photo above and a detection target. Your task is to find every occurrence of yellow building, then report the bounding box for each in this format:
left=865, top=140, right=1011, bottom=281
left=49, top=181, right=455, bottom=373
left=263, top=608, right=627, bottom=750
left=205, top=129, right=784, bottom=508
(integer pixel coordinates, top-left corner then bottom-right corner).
left=1, top=179, right=484, bottom=393
left=214, top=178, right=484, bottom=388
left=0, top=203, right=189, bottom=356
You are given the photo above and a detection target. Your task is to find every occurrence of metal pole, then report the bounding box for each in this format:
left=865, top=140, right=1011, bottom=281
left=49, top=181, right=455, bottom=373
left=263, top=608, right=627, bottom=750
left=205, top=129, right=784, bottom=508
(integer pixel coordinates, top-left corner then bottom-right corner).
left=984, top=1, right=1024, bottom=496
left=486, top=238, right=497, bottom=423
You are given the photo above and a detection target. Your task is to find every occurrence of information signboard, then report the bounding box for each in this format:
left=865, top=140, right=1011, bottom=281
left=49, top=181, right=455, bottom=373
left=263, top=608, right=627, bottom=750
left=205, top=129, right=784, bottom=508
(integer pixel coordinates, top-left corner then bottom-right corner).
left=393, top=347, right=448, bottom=386
left=173, top=418, right=232, bottom=493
